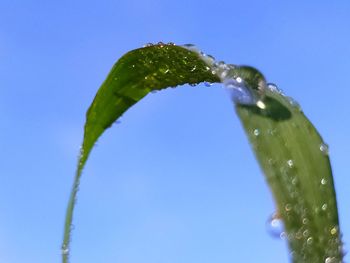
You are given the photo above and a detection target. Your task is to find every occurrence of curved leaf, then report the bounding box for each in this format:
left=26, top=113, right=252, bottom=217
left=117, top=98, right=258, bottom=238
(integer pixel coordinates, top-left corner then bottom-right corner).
left=236, top=87, right=342, bottom=262
left=63, top=43, right=342, bottom=263
left=62, top=44, right=220, bottom=262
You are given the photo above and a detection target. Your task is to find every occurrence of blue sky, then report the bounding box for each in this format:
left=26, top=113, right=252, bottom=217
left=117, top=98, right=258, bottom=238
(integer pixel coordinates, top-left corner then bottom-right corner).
left=1, top=1, right=349, bottom=262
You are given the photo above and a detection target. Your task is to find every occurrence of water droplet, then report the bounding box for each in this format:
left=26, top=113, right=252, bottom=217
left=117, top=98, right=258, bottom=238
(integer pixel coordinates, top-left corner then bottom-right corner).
left=321, top=178, right=327, bottom=185
left=325, top=257, right=336, bottom=263
left=223, top=66, right=266, bottom=106
left=285, top=203, right=292, bottom=211
left=143, top=42, right=154, bottom=47
left=322, top=204, right=328, bottom=211
left=267, top=213, right=285, bottom=238
left=253, top=129, right=260, bottom=136
left=291, top=177, right=298, bottom=185
left=320, top=143, right=329, bottom=155
left=61, top=245, right=69, bottom=255
left=303, top=230, right=309, bottom=237
left=307, top=237, right=313, bottom=245
left=190, top=65, right=197, bottom=72
left=157, top=41, right=165, bottom=47
left=295, top=231, right=303, bottom=239
left=203, top=82, right=212, bottom=87
left=267, top=83, right=284, bottom=95
left=302, top=218, right=309, bottom=225
left=287, top=159, right=294, bottom=168
left=330, top=226, right=338, bottom=235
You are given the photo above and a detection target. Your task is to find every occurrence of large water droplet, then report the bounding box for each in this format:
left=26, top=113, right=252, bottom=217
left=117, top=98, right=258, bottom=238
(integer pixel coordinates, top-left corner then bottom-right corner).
left=267, top=213, right=285, bottom=238
left=182, top=45, right=267, bottom=107
left=223, top=66, right=266, bottom=106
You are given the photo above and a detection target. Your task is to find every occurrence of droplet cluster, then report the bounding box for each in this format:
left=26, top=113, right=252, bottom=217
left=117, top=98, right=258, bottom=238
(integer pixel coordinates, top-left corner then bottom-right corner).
left=182, top=44, right=267, bottom=107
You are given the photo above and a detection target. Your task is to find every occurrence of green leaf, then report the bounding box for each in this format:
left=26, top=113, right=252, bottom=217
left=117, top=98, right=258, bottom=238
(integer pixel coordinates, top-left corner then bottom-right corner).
left=62, top=44, right=220, bottom=263
left=63, top=43, right=342, bottom=263
left=236, top=87, right=342, bottom=262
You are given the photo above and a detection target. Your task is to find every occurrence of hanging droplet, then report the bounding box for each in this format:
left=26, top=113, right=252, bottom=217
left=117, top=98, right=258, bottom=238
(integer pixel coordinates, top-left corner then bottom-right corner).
left=203, top=82, right=212, bottom=87
left=266, top=213, right=285, bottom=238
left=321, top=178, right=327, bottom=185
left=223, top=66, right=266, bottom=106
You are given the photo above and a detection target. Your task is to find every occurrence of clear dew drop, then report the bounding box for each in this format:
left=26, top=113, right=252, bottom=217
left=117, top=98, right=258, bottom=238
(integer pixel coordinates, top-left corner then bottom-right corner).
left=285, top=203, right=292, bottom=212
left=325, top=257, right=337, bottom=263
left=307, top=237, right=313, bottom=245
left=321, top=178, right=327, bottom=185
left=320, top=143, right=329, bottom=155
left=61, top=245, right=69, bottom=255
left=330, top=226, right=338, bottom=235
left=182, top=45, right=269, bottom=108
left=267, top=83, right=284, bottom=95
left=143, top=42, right=154, bottom=47
left=287, top=159, right=294, bottom=168
left=225, top=78, right=257, bottom=105
left=203, top=82, right=212, bottom=87
left=322, top=204, right=328, bottom=211
left=253, top=129, right=260, bottom=136
left=223, top=66, right=266, bottom=106
left=266, top=213, right=285, bottom=239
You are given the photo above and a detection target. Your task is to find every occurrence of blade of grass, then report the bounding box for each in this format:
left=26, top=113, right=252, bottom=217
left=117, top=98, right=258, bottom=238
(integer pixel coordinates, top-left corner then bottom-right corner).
left=63, top=43, right=342, bottom=263
left=236, top=87, right=342, bottom=262
left=62, top=43, right=220, bottom=262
